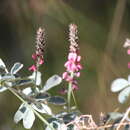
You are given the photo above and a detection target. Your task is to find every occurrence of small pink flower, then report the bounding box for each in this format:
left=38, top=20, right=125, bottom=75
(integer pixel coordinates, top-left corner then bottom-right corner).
left=64, top=61, right=70, bottom=68
left=127, top=49, right=130, bottom=55
left=68, top=52, right=77, bottom=62
left=65, top=76, right=73, bottom=82
left=29, top=65, right=37, bottom=71
left=39, top=58, right=44, bottom=65
left=77, top=56, right=81, bottom=62
left=75, top=72, right=80, bottom=77
left=32, top=53, right=37, bottom=60
left=76, top=63, right=82, bottom=71
left=62, top=72, right=68, bottom=79
left=59, top=88, right=67, bottom=94
left=123, top=39, right=130, bottom=48
left=72, top=84, right=79, bottom=90
left=128, top=62, right=130, bottom=69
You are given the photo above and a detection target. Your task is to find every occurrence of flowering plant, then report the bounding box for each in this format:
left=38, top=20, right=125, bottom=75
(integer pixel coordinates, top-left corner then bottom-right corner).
left=0, top=24, right=84, bottom=130
left=1, top=24, right=130, bottom=130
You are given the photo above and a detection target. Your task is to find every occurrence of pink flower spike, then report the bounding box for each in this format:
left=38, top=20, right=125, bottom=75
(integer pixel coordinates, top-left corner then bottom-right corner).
left=127, top=49, right=130, bottom=55
left=29, top=65, right=37, bottom=71
left=32, top=53, right=37, bottom=60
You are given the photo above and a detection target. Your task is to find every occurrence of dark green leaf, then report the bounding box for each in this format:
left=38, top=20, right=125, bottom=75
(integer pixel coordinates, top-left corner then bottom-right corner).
left=48, top=96, right=66, bottom=105
left=63, top=112, right=78, bottom=124
left=35, top=93, right=50, bottom=101
left=15, top=79, right=33, bottom=87
left=125, top=124, right=130, bottom=130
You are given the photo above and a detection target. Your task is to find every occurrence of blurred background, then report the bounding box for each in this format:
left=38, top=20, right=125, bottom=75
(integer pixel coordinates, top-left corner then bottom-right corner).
left=0, top=0, right=130, bottom=129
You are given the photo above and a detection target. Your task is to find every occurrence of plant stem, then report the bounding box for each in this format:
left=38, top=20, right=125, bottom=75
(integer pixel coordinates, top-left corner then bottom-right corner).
left=8, top=87, right=55, bottom=130
left=68, top=79, right=72, bottom=112
left=67, top=72, right=79, bottom=112
left=72, top=90, right=78, bottom=109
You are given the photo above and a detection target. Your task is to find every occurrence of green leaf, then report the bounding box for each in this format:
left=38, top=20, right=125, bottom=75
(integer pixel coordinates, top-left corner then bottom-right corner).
left=10, top=62, right=23, bottom=74
left=42, top=75, right=62, bottom=92
left=48, top=96, right=66, bottom=105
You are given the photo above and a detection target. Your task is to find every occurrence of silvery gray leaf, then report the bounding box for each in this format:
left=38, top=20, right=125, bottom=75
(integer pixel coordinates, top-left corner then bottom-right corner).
left=55, top=112, right=68, bottom=118
left=118, top=87, right=130, bottom=103
left=1, top=75, right=15, bottom=81
left=5, top=81, right=13, bottom=87
left=14, top=103, right=27, bottom=123
left=42, top=75, right=62, bottom=92
left=111, top=78, right=129, bottom=92
left=0, top=86, right=7, bottom=92
left=29, top=71, right=41, bottom=86
left=23, top=107, right=35, bottom=129
left=108, top=112, right=124, bottom=120
left=0, top=58, right=6, bottom=69
left=22, top=87, right=33, bottom=95
left=32, top=103, right=52, bottom=115
left=10, top=62, right=23, bottom=74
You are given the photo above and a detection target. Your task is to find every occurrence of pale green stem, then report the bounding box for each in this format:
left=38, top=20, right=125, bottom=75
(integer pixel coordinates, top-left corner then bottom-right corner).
left=67, top=72, right=78, bottom=111
left=72, top=90, right=78, bottom=109
left=8, top=87, right=55, bottom=130
left=34, top=70, right=38, bottom=84
left=68, top=79, right=72, bottom=112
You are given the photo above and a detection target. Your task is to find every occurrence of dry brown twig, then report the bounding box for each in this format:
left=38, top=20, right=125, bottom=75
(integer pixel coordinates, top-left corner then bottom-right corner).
left=65, top=114, right=130, bottom=130
left=116, top=107, right=130, bottom=130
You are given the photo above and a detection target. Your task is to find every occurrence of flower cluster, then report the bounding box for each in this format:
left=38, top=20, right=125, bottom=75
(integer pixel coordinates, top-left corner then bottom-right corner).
left=123, top=38, right=130, bottom=68
left=29, top=27, right=45, bottom=71
left=62, top=24, right=82, bottom=92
